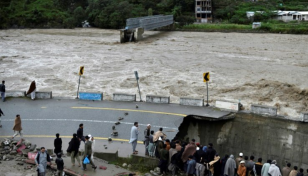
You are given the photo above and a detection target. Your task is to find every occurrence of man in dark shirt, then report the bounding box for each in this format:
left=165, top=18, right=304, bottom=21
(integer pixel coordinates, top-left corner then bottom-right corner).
left=253, top=158, right=263, bottom=176
left=0, top=80, right=5, bottom=102
left=159, top=144, right=169, bottom=175
left=0, top=108, right=4, bottom=128
left=77, top=123, right=85, bottom=142
left=207, top=143, right=217, bottom=162
left=55, top=153, right=64, bottom=176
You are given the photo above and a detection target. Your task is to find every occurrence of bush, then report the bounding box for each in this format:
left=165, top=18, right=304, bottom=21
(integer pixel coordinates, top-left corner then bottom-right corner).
left=63, top=17, right=75, bottom=28
left=73, top=6, right=85, bottom=27
left=175, top=15, right=195, bottom=26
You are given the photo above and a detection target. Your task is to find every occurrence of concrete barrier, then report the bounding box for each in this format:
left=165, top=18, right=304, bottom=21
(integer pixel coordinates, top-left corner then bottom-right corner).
left=215, top=100, right=239, bottom=111
left=79, top=92, right=103, bottom=101
left=251, top=104, right=277, bottom=116
left=146, top=95, right=170, bottom=104
left=113, top=93, right=136, bottom=102
left=4, top=90, right=26, bottom=97
left=27, top=91, right=52, bottom=99
left=94, top=151, right=118, bottom=162
left=301, top=112, right=308, bottom=122
left=180, top=97, right=204, bottom=107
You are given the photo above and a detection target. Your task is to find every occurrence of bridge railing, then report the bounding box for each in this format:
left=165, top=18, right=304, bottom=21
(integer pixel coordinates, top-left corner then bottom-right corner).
left=126, top=15, right=173, bottom=30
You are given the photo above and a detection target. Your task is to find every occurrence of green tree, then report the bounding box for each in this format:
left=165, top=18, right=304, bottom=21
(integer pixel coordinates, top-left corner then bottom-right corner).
left=73, top=6, right=86, bottom=27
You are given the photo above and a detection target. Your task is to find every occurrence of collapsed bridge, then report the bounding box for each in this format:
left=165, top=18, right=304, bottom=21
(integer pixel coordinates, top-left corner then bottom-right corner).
left=120, top=15, right=174, bottom=43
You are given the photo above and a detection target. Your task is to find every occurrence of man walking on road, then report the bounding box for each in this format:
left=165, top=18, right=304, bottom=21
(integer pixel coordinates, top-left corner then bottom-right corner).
left=12, top=114, right=23, bottom=139
left=35, top=147, right=51, bottom=176
left=82, top=136, right=97, bottom=171
left=0, top=80, right=5, bottom=102
left=144, top=124, right=151, bottom=156
left=0, top=108, right=4, bottom=128
left=129, top=122, right=139, bottom=155
left=77, top=123, right=85, bottom=142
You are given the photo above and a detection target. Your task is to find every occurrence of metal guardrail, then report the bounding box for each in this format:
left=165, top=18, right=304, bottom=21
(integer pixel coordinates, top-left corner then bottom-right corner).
left=126, top=15, right=173, bottom=30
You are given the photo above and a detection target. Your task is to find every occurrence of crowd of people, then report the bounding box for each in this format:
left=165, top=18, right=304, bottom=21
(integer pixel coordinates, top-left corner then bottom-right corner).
left=129, top=122, right=308, bottom=176
left=7, top=116, right=96, bottom=176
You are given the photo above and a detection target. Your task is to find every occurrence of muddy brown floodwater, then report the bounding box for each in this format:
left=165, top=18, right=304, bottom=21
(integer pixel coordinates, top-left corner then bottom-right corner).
left=0, top=28, right=308, bottom=118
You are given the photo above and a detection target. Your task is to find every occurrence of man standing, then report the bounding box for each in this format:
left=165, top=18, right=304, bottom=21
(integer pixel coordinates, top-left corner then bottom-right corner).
left=236, top=153, right=244, bottom=171
left=282, top=163, right=292, bottom=176
left=35, top=147, right=51, bottom=176
left=0, top=108, right=4, bottom=128
left=54, top=133, right=62, bottom=155
left=0, top=80, right=5, bottom=102
left=187, top=155, right=197, bottom=176
left=261, top=160, right=272, bottom=176
left=253, top=158, right=263, bottom=176
left=129, top=122, right=139, bottom=155
left=159, top=144, right=169, bottom=175
left=77, top=123, right=85, bottom=142
left=268, top=160, right=282, bottom=176
left=224, top=155, right=236, bottom=176
left=26, top=80, right=36, bottom=100
left=246, top=156, right=255, bottom=176
left=207, top=143, right=217, bottom=162
left=181, top=139, right=196, bottom=163
left=289, top=166, right=299, bottom=176
left=82, top=136, right=97, bottom=171
left=12, top=114, right=23, bottom=139
left=153, top=127, right=167, bottom=142
left=144, top=124, right=151, bottom=156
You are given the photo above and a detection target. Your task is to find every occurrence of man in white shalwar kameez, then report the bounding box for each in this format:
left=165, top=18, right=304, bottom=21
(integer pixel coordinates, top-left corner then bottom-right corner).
left=268, top=160, right=282, bottom=176
left=129, top=122, right=139, bottom=154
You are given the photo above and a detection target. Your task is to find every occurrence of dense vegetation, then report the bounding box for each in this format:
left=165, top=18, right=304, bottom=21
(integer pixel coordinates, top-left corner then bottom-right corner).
left=0, top=0, right=308, bottom=33
left=0, top=0, right=194, bottom=29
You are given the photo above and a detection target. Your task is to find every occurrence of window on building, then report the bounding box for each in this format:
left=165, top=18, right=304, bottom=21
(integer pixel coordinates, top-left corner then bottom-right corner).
left=197, top=1, right=200, bottom=5
left=197, top=7, right=201, bottom=11
left=197, top=13, right=201, bottom=17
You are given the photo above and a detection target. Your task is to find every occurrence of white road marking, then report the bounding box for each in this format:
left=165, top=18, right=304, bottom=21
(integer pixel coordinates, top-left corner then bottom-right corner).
left=2, top=119, right=178, bottom=130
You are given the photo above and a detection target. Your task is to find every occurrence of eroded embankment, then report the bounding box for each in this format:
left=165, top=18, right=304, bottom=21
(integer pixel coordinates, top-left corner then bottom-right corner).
left=174, top=113, right=308, bottom=168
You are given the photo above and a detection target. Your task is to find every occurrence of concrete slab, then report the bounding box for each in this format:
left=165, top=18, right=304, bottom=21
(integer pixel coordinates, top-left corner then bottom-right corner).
left=251, top=104, right=277, bottom=116
left=113, top=93, right=136, bottom=101
left=146, top=95, right=170, bottom=104
left=180, top=97, right=204, bottom=107
left=79, top=92, right=103, bottom=101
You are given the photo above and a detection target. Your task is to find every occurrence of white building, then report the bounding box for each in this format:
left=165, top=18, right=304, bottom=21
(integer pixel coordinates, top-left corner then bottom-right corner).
left=247, top=10, right=308, bottom=22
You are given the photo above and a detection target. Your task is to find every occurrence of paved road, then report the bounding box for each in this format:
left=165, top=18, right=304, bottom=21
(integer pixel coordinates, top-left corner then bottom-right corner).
left=0, top=98, right=231, bottom=157
left=0, top=98, right=187, bottom=139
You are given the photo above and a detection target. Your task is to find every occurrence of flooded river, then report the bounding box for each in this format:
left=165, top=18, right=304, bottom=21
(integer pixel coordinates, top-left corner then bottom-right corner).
left=0, top=28, right=307, bottom=118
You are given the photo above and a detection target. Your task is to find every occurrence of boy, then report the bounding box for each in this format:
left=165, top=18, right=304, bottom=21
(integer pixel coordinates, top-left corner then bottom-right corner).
left=55, top=153, right=64, bottom=176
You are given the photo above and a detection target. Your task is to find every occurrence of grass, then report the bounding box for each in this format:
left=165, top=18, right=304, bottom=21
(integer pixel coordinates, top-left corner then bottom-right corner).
left=179, top=21, right=308, bottom=34
left=183, top=23, right=252, bottom=30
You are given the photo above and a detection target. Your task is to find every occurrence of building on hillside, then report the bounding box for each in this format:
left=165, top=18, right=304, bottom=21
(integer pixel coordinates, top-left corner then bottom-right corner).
left=276, top=11, right=296, bottom=22
left=195, top=0, right=212, bottom=23
left=247, top=10, right=308, bottom=22
left=292, top=12, right=308, bottom=21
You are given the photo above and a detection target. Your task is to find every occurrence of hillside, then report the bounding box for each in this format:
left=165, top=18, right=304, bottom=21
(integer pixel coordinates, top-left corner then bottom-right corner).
left=0, top=0, right=308, bottom=29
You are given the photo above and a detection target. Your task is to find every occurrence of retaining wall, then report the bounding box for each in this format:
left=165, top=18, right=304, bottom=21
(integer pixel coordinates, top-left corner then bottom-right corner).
left=180, top=97, right=204, bottom=107
left=175, top=113, right=308, bottom=168
left=94, top=151, right=118, bottom=162
left=146, top=95, right=170, bottom=104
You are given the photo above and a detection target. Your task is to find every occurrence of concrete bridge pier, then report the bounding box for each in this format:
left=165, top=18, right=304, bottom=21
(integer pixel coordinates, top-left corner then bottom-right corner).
left=120, top=28, right=144, bottom=43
